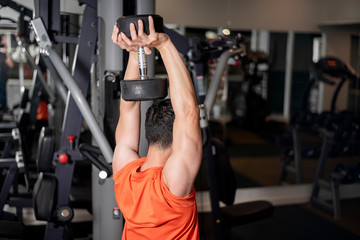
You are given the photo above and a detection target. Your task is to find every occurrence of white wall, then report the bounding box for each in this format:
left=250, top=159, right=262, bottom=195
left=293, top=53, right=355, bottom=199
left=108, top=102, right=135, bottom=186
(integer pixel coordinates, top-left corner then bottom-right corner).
left=156, top=0, right=360, bottom=32
left=1, top=0, right=359, bottom=32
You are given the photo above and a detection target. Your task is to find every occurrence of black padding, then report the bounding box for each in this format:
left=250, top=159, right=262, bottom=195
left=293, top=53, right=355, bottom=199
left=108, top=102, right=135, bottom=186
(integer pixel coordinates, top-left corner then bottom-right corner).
left=20, top=88, right=29, bottom=109
left=36, top=127, right=55, bottom=172
left=32, top=172, right=57, bottom=221
left=17, top=111, right=30, bottom=166
left=120, top=78, right=168, bottom=101
left=116, top=14, right=164, bottom=39
left=221, top=200, right=274, bottom=226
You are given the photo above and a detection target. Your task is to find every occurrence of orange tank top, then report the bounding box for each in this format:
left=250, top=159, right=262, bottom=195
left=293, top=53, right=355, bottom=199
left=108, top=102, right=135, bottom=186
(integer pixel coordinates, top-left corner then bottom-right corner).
left=113, top=157, right=199, bottom=240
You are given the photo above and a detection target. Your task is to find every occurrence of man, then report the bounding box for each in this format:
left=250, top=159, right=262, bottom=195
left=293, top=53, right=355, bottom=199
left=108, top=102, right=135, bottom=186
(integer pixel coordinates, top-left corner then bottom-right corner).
left=0, top=34, right=14, bottom=112
left=112, top=16, right=202, bottom=239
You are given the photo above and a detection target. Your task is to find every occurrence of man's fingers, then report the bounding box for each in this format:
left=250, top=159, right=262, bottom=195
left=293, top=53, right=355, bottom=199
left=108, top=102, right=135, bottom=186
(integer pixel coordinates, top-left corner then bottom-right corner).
left=137, top=19, right=144, bottom=36
left=120, top=32, right=131, bottom=44
left=148, top=16, right=155, bottom=34
left=129, top=22, right=137, bottom=40
left=120, top=32, right=138, bottom=52
left=111, top=24, right=118, bottom=42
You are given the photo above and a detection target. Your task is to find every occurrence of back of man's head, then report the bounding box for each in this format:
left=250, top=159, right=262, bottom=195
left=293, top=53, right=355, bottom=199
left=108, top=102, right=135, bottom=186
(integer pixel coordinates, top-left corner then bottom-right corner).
left=145, top=98, right=174, bottom=149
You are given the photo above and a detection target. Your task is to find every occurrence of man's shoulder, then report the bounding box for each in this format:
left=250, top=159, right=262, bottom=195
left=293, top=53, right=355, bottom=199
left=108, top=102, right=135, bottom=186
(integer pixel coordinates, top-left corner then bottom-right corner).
left=113, top=157, right=145, bottom=181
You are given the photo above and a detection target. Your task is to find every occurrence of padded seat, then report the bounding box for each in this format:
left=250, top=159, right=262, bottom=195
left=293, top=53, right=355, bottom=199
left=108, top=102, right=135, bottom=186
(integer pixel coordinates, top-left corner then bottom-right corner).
left=32, top=127, right=57, bottom=221
left=221, top=200, right=273, bottom=227
left=36, top=127, right=55, bottom=172
left=33, top=172, right=57, bottom=221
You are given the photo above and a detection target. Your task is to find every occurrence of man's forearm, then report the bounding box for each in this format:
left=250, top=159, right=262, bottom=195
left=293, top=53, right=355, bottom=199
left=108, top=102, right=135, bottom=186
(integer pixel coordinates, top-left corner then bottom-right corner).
left=124, top=51, right=139, bottom=80
left=116, top=51, right=141, bottom=145
left=121, top=51, right=140, bottom=109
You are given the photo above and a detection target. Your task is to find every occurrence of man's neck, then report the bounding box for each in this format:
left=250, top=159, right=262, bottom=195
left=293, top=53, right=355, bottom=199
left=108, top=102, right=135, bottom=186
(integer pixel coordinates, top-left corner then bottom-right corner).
left=140, top=145, right=172, bottom=171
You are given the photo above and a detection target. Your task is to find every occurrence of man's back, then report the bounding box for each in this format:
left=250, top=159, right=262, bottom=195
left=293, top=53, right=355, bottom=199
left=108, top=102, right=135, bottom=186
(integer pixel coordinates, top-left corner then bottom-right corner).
left=113, top=157, right=199, bottom=240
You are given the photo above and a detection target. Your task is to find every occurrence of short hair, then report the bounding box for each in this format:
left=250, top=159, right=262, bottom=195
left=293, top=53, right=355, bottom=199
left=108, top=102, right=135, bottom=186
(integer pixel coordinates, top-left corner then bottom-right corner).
left=145, top=99, right=174, bottom=149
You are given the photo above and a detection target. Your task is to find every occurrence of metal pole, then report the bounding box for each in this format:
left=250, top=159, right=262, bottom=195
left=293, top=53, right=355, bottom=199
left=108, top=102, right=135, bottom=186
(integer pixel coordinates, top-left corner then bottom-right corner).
left=204, top=48, right=242, bottom=115
left=283, top=31, right=294, bottom=119
left=96, top=0, right=124, bottom=239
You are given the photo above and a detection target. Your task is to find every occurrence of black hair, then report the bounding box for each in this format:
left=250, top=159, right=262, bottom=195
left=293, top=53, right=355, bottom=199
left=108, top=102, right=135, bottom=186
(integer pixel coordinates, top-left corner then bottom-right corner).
left=145, top=98, right=175, bottom=149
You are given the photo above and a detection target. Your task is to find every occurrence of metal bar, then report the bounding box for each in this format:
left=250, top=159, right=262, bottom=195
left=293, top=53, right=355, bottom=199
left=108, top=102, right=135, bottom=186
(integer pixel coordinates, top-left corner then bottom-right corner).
left=18, top=61, right=24, bottom=93
left=96, top=0, right=125, bottom=238
left=20, top=43, right=56, bottom=102
left=0, top=158, right=16, bottom=166
left=34, top=0, right=49, bottom=30
left=0, top=122, right=16, bottom=129
left=283, top=31, right=294, bottom=119
left=190, top=62, right=206, bottom=104
left=53, top=35, right=79, bottom=44
left=330, top=76, right=347, bottom=114
left=292, top=126, right=303, bottom=184
left=204, top=48, right=242, bottom=115
left=0, top=162, right=17, bottom=216
left=312, top=197, right=333, bottom=213
left=138, top=47, right=147, bottom=79
left=310, top=135, right=333, bottom=202
left=330, top=178, right=341, bottom=219
left=0, top=0, right=33, bottom=18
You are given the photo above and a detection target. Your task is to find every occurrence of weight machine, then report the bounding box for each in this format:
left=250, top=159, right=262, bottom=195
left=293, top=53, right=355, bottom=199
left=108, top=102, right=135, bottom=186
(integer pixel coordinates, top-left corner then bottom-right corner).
left=30, top=0, right=116, bottom=238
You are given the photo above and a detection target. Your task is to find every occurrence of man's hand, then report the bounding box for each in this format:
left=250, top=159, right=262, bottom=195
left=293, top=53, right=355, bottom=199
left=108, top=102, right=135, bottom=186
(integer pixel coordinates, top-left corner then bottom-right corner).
left=112, top=16, right=169, bottom=55
left=111, top=23, right=138, bottom=53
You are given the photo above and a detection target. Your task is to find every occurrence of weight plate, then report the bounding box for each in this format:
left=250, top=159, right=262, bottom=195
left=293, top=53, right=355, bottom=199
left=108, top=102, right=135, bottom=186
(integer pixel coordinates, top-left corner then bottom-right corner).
left=121, top=78, right=168, bottom=101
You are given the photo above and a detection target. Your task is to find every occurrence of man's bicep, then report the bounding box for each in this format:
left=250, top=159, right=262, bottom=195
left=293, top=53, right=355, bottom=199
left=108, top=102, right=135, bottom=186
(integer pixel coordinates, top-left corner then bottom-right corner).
left=115, top=106, right=141, bottom=150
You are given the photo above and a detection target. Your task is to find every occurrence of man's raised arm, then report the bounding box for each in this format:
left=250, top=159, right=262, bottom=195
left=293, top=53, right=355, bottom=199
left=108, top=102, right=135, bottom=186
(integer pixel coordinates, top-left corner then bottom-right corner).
left=155, top=29, right=202, bottom=197
left=112, top=24, right=141, bottom=174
